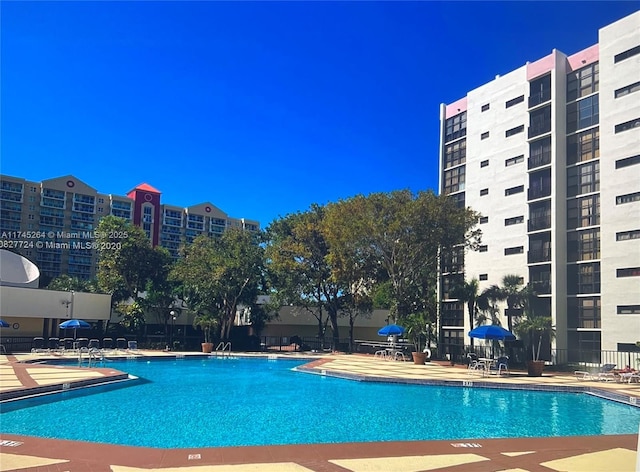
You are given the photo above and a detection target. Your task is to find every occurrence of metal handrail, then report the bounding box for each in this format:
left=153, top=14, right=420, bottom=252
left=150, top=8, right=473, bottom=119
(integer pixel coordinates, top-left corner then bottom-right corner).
left=215, top=341, right=232, bottom=357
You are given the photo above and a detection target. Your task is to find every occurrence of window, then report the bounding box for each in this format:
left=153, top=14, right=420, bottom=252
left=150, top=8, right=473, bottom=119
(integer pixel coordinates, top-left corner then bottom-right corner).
left=480, top=188, right=489, bottom=196
left=480, top=160, right=489, bottom=168
left=443, top=166, right=465, bottom=194
left=616, top=230, right=640, bottom=241
left=506, top=95, right=524, bottom=108
left=505, top=215, right=524, bottom=226
left=568, top=297, right=601, bottom=329
left=616, top=154, right=640, bottom=169
left=528, top=136, right=552, bottom=169
left=481, top=131, right=490, bottom=140
left=448, top=192, right=465, bottom=208
left=567, top=63, right=599, bottom=102
left=444, top=139, right=466, bottom=169
left=442, top=329, right=464, bottom=345
left=528, top=234, right=551, bottom=263
left=615, top=81, right=640, bottom=98
left=442, top=274, right=464, bottom=300
left=441, top=246, right=464, bottom=273
left=481, top=103, right=490, bottom=112
left=504, top=246, right=524, bottom=255
left=479, top=216, right=488, bottom=224
left=567, top=161, right=599, bottom=196
left=617, top=267, right=640, bottom=278
left=528, top=168, right=551, bottom=200
left=616, top=191, right=640, bottom=205
left=529, top=105, right=552, bottom=137
left=441, top=303, right=464, bottom=327
left=567, top=229, right=600, bottom=262
left=617, top=305, right=640, bottom=315
left=567, top=195, right=600, bottom=229
left=445, top=112, right=467, bottom=143
left=567, top=96, right=599, bottom=132
left=615, top=117, right=640, bottom=133
left=567, top=129, right=599, bottom=165
left=505, top=155, right=524, bottom=167
left=479, top=274, right=488, bottom=281
left=505, top=185, right=524, bottom=196
left=478, top=245, right=488, bottom=252
left=28, top=214, right=34, bottom=220
left=30, top=186, right=36, bottom=192
left=529, top=74, right=552, bottom=107
left=506, top=125, right=524, bottom=137
left=568, top=262, right=600, bottom=295
left=614, top=45, right=640, bottom=63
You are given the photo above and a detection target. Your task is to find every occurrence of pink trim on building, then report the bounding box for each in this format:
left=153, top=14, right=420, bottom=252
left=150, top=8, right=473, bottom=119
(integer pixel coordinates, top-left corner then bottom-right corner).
left=526, top=51, right=556, bottom=80
left=445, top=97, right=467, bottom=118
left=567, top=44, right=599, bottom=72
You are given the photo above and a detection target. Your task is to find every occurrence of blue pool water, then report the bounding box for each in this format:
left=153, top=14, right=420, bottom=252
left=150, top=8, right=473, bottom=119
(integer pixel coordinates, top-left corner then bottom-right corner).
left=2, top=357, right=640, bottom=448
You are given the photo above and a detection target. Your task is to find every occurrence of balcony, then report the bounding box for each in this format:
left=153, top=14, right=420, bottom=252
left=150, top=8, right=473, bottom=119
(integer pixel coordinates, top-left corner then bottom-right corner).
left=528, top=120, right=552, bottom=139
left=528, top=215, right=551, bottom=232
left=528, top=248, right=552, bottom=264
left=528, top=185, right=552, bottom=200
left=528, top=151, right=552, bottom=169
left=530, top=280, right=551, bottom=294
left=529, top=89, right=552, bottom=108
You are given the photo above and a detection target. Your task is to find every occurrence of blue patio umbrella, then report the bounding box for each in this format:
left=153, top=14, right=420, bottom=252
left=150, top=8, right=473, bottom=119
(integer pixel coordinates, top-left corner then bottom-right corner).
left=378, top=324, right=405, bottom=337
left=0, top=320, right=9, bottom=328
left=468, top=325, right=516, bottom=341
left=59, top=319, right=91, bottom=339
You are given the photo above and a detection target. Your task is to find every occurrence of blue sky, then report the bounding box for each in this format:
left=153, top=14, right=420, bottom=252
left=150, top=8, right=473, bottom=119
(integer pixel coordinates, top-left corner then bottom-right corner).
left=2, top=1, right=638, bottom=228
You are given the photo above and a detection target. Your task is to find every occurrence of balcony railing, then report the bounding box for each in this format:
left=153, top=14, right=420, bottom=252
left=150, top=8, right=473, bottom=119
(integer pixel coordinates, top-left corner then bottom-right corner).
left=528, top=89, right=552, bottom=108
left=528, top=120, right=552, bottom=138
left=528, top=248, right=552, bottom=263
left=528, top=216, right=551, bottom=232
left=528, top=151, right=552, bottom=169
left=530, top=280, right=551, bottom=294
left=528, top=185, right=552, bottom=200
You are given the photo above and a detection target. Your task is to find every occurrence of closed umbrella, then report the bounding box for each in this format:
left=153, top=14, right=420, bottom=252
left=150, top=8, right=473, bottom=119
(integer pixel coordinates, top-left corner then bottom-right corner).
left=59, top=319, right=91, bottom=339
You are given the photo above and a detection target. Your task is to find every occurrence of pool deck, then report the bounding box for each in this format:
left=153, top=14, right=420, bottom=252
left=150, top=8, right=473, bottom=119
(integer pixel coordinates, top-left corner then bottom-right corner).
left=1, top=350, right=639, bottom=472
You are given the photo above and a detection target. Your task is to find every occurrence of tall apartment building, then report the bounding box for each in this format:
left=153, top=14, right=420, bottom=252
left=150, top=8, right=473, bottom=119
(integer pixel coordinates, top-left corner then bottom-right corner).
left=0, top=174, right=260, bottom=281
left=438, top=11, right=640, bottom=356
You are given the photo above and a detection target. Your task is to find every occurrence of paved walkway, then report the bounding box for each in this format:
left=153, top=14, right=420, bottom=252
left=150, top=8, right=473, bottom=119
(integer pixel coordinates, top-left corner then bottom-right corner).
left=1, top=351, right=639, bottom=472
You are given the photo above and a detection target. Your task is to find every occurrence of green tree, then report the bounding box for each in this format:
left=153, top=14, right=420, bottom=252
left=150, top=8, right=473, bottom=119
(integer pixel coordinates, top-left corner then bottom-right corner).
left=172, top=229, right=264, bottom=341
left=496, top=274, right=526, bottom=333
left=265, top=205, right=344, bottom=349
left=325, top=190, right=480, bottom=323
left=451, top=278, right=480, bottom=347
left=46, top=274, right=100, bottom=293
left=95, top=216, right=168, bottom=304
left=514, top=285, right=555, bottom=361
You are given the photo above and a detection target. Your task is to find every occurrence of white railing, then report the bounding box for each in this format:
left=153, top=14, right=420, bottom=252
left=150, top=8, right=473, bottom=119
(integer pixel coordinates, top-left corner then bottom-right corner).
left=215, top=341, right=232, bottom=357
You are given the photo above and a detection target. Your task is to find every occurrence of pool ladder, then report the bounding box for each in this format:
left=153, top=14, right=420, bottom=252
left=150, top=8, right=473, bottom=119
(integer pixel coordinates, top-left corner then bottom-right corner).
left=78, top=348, right=105, bottom=367
left=215, top=341, right=232, bottom=357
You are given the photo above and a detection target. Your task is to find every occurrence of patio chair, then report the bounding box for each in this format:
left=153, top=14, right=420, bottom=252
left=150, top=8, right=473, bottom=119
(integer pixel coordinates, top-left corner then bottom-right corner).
left=32, top=337, right=46, bottom=353
left=596, top=363, right=616, bottom=382
left=48, top=337, right=60, bottom=352
left=485, top=356, right=510, bottom=376
left=102, top=338, right=114, bottom=350
left=77, top=338, right=90, bottom=352
left=574, top=371, right=593, bottom=381
left=374, top=349, right=387, bottom=359
left=88, top=339, right=100, bottom=350
left=116, top=338, right=127, bottom=350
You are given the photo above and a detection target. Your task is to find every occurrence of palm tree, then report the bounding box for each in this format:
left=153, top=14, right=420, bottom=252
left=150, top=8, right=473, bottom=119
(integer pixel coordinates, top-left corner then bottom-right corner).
left=497, top=274, right=526, bottom=332
left=476, top=285, right=503, bottom=326
left=514, top=284, right=555, bottom=362
left=451, top=278, right=479, bottom=347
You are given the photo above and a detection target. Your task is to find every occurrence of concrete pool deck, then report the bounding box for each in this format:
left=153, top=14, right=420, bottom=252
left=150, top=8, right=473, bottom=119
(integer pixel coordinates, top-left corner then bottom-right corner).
left=1, top=350, right=639, bottom=471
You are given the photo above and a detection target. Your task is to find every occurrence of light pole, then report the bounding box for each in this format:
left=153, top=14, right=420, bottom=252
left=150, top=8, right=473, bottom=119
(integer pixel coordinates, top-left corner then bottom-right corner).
left=169, top=310, right=176, bottom=350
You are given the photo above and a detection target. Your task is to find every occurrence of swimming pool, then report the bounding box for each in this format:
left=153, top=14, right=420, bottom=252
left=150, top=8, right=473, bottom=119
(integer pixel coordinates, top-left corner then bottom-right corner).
left=2, top=357, right=640, bottom=448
